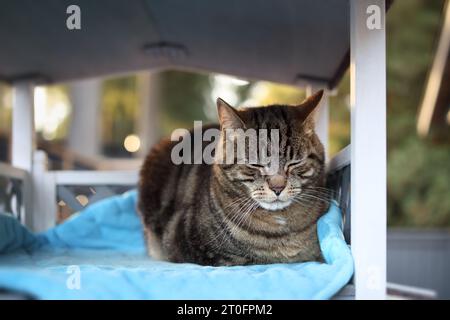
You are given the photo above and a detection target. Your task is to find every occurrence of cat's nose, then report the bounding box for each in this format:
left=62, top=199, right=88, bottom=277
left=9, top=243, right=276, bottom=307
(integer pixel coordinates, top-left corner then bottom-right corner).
left=270, top=186, right=285, bottom=196
left=268, top=174, right=286, bottom=196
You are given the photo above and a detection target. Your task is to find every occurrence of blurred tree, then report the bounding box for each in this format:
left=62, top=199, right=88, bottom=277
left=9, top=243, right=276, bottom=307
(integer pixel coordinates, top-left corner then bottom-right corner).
left=389, top=136, right=450, bottom=226
left=0, top=83, right=12, bottom=162
left=101, top=77, right=138, bottom=157
left=157, top=70, right=213, bottom=136
left=34, top=85, right=71, bottom=141
left=245, top=81, right=306, bottom=106
left=328, top=72, right=351, bottom=156
left=385, top=0, right=449, bottom=227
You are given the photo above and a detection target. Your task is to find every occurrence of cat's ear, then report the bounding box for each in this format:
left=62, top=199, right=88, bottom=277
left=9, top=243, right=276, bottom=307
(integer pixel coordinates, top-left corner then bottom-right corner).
left=292, top=90, right=323, bottom=135
left=296, top=90, right=324, bottom=120
left=217, top=98, right=245, bottom=130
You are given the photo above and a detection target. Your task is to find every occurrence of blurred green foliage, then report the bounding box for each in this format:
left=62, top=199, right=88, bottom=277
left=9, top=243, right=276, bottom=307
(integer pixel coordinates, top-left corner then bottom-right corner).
left=158, top=71, right=213, bottom=136
left=0, top=83, right=12, bottom=135
left=102, top=77, right=139, bottom=156
left=385, top=0, right=449, bottom=227
left=0, top=83, right=12, bottom=162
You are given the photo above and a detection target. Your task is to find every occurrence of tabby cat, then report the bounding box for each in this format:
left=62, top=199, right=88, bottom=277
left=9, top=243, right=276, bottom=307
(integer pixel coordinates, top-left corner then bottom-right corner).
left=138, top=90, right=330, bottom=266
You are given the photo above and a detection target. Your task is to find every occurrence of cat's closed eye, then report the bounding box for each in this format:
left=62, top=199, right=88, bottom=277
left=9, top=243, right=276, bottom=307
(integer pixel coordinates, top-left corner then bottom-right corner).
left=286, top=160, right=303, bottom=168
left=245, top=163, right=264, bottom=170
left=289, top=165, right=315, bottom=178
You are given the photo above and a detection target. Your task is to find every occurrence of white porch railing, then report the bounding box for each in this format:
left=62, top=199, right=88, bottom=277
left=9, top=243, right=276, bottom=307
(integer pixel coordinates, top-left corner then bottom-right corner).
left=327, top=145, right=351, bottom=173
left=53, top=170, right=138, bottom=186
left=28, top=150, right=139, bottom=231
left=0, top=162, right=30, bottom=226
left=0, top=162, right=29, bottom=181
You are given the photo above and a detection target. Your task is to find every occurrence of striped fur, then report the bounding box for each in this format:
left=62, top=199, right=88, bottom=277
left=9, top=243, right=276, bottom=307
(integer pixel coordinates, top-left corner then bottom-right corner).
left=138, top=91, right=330, bottom=266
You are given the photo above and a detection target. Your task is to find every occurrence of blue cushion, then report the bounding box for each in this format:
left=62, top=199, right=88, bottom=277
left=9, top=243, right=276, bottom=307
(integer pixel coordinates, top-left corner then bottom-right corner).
left=0, top=191, right=353, bottom=299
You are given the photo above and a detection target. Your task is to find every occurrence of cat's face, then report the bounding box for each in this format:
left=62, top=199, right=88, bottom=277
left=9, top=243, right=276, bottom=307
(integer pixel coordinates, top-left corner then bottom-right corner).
left=216, top=91, right=326, bottom=211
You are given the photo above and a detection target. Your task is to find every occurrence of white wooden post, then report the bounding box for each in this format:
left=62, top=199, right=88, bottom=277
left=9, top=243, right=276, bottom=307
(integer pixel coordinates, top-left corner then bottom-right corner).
left=12, top=81, right=35, bottom=228
left=306, top=85, right=329, bottom=160
left=12, top=82, right=35, bottom=171
left=68, top=79, right=102, bottom=160
left=32, top=150, right=56, bottom=232
left=350, top=0, right=387, bottom=299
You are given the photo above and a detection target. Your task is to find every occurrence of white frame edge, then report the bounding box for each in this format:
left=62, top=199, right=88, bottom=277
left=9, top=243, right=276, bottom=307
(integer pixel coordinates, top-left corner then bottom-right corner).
left=350, top=0, right=387, bottom=299
left=11, top=81, right=35, bottom=228
left=53, top=170, right=139, bottom=186
left=326, top=144, right=351, bottom=172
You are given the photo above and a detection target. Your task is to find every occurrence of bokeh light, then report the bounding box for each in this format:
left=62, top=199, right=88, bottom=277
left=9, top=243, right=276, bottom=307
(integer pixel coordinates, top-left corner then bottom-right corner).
left=123, top=134, right=141, bottom=153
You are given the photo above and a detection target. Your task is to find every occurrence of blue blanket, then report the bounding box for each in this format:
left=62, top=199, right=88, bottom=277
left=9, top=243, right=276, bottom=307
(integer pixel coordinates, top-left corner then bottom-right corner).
left=0, top=191, right=353, bottom=299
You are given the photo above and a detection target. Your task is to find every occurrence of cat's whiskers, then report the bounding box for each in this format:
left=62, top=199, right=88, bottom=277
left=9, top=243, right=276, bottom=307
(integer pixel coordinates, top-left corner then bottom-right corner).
left=292, top=187, right=333, bottom=210
left=226, top=200, right=259, bottom=247
left=203, top=196, right=249, bottom=248
left=302, top=193, right=334, bottom=202
left=225, top=198, right=258, bottom=240
left=303, top=187, right=334, bottom=197
left=223, top=196, right=248, bottom=210
left=234, top=201, right=260, bottom=259
left=292, top=198, right=316, bottom=209
left=207, top=196, right=255, bottom=251
left=212, top=197, right=260, bottom=252
left=233, top=200, right=258, bottom=232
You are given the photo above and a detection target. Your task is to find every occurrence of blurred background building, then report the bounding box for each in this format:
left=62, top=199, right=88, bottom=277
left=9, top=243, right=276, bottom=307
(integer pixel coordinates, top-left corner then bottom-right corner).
left=0, top=0, right=449, bottom=297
